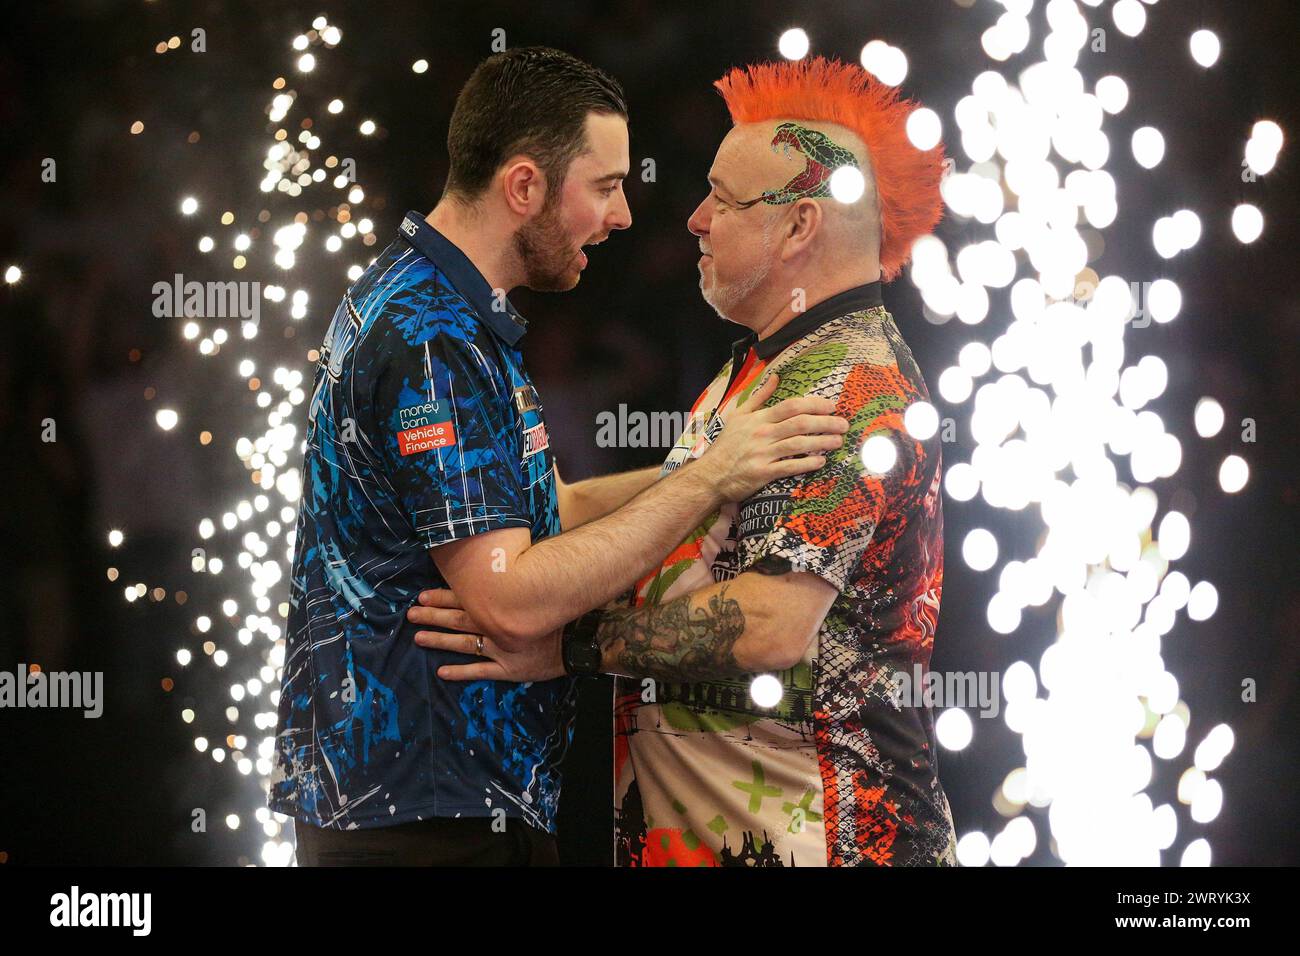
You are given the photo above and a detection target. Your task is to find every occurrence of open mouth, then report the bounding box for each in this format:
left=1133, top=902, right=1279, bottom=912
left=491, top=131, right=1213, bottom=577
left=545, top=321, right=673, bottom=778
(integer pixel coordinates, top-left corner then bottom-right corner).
left=578, top=236, right=607, bottom=269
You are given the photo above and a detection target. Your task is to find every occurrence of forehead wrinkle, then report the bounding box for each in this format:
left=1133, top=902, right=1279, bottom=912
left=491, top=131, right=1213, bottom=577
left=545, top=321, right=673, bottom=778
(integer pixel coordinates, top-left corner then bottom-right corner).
left=714, top=128, right=786, bottom=197
left=707, top=171, right=738, bottom=196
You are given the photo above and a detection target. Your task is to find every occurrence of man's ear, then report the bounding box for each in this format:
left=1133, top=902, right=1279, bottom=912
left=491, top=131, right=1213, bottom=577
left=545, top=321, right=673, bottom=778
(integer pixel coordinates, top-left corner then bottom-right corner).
left=780, top=198, right=822, bottom=262
left=500, top=157, right=545, bottom=216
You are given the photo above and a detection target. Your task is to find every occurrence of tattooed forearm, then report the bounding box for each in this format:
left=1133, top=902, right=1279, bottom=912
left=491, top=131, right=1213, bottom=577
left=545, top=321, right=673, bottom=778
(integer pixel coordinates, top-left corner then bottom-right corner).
left=597, top=585, right=748, bottom=682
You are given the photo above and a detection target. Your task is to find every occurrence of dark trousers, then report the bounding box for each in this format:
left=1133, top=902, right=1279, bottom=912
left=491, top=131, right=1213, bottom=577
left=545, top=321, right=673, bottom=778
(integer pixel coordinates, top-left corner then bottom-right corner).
left=294, top=815, right=560, bottom=867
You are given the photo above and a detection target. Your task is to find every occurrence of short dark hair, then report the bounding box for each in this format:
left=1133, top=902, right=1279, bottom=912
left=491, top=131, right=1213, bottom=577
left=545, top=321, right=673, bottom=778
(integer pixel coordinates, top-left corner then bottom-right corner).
left=443, top=46, right=627, bottom=206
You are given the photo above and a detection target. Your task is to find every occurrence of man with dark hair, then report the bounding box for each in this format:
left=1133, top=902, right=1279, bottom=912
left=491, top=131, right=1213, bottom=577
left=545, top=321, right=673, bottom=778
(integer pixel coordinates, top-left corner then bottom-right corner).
left=440, top=45, right=631, bottom=292
left=270, top=46, right=847, bottom=866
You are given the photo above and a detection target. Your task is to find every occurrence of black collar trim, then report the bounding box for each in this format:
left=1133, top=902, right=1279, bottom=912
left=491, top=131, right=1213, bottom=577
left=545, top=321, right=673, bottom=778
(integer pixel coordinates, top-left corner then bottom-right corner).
left=398, top=210, right=528, bottom=347
left=731, top=281, right=884, bottom=361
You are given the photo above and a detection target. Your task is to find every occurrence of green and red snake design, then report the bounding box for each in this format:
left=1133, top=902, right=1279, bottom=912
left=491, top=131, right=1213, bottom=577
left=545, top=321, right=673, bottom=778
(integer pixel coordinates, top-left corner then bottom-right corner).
left=760, top=121, right=861, bottom=204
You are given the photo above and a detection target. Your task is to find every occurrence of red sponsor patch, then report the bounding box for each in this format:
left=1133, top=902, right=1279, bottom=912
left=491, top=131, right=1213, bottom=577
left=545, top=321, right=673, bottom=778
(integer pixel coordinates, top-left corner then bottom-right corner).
left=523, top=421, right=549, bottom=458
left=398, top=420, right=456, bottom=456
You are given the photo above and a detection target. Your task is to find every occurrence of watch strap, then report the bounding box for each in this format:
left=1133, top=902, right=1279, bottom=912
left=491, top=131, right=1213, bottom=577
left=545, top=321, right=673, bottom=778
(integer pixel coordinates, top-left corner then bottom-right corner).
left=562, top=609, right=605, bottom=676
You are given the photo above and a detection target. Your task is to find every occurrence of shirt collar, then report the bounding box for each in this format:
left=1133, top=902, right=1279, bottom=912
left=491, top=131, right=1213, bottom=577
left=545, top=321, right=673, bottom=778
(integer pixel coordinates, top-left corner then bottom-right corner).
left=398, top=210, right=528, bottom=347
left=735, top=281, right=884, bottom=361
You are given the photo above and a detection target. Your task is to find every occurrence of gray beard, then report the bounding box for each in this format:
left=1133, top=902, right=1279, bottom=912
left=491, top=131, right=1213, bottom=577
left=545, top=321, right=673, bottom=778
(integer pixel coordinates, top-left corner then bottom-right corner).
left=701, top=256, right=774, bottom=320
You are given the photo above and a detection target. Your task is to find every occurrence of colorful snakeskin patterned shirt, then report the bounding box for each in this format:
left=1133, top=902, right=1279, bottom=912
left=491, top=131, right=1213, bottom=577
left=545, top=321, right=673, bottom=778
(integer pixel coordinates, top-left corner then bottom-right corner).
left=614, top=282, right=957, bottom=866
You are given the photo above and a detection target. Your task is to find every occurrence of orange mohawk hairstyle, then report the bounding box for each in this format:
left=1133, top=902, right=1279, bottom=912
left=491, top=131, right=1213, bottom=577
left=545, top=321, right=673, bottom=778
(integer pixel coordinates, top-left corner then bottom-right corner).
left=714, top=56, right=945, bottom=281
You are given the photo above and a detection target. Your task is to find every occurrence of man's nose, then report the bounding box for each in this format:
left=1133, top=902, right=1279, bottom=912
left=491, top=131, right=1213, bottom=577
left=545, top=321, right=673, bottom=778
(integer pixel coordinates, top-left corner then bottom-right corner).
left=610, top=190, right=632, bottom=231
left=687, top=199, right=710, bottom=238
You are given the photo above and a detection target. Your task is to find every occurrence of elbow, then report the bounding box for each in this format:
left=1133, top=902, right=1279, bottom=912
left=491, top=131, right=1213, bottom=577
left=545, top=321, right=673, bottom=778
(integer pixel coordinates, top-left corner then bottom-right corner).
left=758, top=642, right=808, bottom=674
left=746, top=619, right=818, bottom=673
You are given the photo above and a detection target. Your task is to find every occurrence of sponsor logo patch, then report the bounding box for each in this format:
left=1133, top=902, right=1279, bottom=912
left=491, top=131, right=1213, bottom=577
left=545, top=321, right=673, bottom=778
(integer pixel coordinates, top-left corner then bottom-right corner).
left=513, top=384, right=540, bottom=414
left=396, top=399, right=457, bottom=456
left=523, top=421, right=550, bottom=458
left=738, top=491, right=789, bottom=538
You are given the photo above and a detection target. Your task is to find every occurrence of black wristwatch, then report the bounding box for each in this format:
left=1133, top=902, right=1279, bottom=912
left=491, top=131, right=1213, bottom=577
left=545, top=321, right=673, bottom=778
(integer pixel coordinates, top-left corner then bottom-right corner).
left=561, top=609, right=605, bottom=677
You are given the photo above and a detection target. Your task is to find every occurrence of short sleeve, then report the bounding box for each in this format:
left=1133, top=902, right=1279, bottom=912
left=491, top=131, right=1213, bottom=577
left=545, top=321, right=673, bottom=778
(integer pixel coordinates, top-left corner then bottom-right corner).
left=373, top=329, right=531, bottom=549
left=735, top=347, right=930, bottom=593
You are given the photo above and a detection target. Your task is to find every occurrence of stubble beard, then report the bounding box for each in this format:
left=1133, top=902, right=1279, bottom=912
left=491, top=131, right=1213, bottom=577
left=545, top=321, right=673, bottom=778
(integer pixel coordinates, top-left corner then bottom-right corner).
left=700, top=232, right=775, bottom=321
left=513, top=196, right=580, bottom=293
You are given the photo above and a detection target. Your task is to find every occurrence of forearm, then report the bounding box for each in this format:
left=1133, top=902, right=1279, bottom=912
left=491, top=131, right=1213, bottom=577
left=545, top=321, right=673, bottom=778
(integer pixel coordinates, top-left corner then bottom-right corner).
left=559, top=465, right=660, bottom=529
left=450, top=375, right=847, bottom=647
left=595, top=581, right=769, bottom=682
left=492, top=464, right=721, bottom=643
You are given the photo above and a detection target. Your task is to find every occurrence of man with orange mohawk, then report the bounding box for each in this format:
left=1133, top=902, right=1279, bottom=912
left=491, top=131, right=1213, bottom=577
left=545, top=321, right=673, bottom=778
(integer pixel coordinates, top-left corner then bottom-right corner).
left=414, top=56, right=957, bottom=866
left=596, top=55, right=957, bottom=867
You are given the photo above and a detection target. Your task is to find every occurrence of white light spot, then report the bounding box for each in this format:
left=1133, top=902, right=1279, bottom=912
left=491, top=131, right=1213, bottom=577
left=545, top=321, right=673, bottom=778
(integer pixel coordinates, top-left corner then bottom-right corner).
left=1113, top=0, right=1147, bottom=37
left=861, top=433, right=898, bottom=473
left=1181, top=839, right=1211, bottom=866
left=829, top=165, right=865, bottom=203
left=1218, top=455, right=1248, bottom=493
left=749, top=674, right=783, bottom=707
left=904, top=401, right=940, bottom=440
left=1187, top=581, right=1218, bottom=621
left=938, top=366, right=974, bottom=403
left=956, top=831, right=991, bottom=867
left=936, top=707, right=974, bottom=750
left=1189, top=29, right=1221, bottom=68
left=1131, top=127, right=1165, bottom=169
left=963, top=528, right=998, bottom=572
left=1231, top=204, right=1264, bottom=243
left=1146, top=279, right=1182, bottom=323
left=1189, top=778, right=1223, bottom=824
left=945, top=462, right=979, bottom=502
left=1157, top=511, right=1190, bottom=561
left=1095, top=75, right=1129, bottom=114
left=778, top=28, right=809, bottom=61
left=907, top=108, right=942, bottom=151
left=1194, top=724, right=1235, bottom=772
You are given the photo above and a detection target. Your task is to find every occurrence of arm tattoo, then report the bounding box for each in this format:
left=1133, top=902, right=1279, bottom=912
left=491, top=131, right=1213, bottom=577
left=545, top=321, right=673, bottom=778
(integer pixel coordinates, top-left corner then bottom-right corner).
left=598, top=585, right=747, bottom=682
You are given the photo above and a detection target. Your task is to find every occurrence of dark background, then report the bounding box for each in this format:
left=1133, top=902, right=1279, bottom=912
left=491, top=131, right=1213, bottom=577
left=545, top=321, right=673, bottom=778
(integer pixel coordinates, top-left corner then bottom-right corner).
left=1, top=0, right=1297, bottom=866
